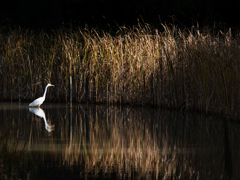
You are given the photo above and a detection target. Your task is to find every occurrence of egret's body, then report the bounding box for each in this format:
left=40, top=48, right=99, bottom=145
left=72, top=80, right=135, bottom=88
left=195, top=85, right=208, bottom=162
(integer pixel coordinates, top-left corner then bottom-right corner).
left=29, top=83, right=54, bottom=107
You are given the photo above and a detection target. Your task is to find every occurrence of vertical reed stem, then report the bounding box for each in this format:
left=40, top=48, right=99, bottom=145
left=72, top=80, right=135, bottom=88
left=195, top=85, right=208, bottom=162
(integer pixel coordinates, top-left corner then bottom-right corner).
left=69, top=76, right=72, bottom=108
left=151, top=73, right=155, bottom=106
left=85, top=76, right=89, bottom=105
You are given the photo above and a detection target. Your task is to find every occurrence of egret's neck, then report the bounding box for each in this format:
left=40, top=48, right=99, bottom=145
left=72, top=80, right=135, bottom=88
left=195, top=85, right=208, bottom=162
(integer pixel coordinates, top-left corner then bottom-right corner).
left=43, top=86, right=49, bottom=99
left=42, top=115, right=47, bottom=124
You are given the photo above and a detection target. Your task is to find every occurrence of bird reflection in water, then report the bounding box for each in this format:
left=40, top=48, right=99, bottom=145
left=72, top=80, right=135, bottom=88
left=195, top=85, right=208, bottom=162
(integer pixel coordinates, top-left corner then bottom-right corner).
left=29, top=107, right=55, bottom=134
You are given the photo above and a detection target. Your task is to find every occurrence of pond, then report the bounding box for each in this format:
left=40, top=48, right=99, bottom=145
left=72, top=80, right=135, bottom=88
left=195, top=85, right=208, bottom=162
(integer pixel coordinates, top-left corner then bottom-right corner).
left=0, top=102, right=239, bottom=179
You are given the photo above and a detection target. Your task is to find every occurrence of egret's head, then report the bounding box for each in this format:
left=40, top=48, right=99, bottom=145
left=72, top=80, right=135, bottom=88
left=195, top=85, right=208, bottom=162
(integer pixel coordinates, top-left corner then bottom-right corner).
left=47, top=83, right=54, bottom=87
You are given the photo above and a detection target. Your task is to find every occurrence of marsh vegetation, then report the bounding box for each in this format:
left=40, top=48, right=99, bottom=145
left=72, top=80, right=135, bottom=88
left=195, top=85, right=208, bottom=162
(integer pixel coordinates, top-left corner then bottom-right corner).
left=1, top=25, right=240, bottom=119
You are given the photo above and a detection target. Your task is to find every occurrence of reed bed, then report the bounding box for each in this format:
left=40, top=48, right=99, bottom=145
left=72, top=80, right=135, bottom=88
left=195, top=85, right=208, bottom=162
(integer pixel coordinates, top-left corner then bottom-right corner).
left=1, top=25, right=240, bottom=119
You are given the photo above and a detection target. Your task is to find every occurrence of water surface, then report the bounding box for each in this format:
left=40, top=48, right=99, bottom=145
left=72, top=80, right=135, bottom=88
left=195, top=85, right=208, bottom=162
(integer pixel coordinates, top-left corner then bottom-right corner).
left=0, top=102, right=239, bottom=179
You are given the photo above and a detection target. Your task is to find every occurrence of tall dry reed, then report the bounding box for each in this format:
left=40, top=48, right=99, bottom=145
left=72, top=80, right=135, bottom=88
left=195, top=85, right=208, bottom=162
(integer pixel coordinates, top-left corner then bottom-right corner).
left=1, top=25, right=240, bottom=119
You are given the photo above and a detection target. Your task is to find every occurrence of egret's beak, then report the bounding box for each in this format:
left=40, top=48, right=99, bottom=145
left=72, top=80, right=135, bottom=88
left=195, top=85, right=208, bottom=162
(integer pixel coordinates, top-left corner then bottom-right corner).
left=51, top=84, right=54, bottom=86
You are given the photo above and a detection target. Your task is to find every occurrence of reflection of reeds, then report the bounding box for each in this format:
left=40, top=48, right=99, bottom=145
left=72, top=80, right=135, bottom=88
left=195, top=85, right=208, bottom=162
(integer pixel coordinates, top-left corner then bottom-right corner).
left=1, top=25, right=240, bottom=119
left=15, top=105, right=237, bottom=179
left=0, top=131, right=27, bottom=179
left=1, top=103, right=240, bottom=178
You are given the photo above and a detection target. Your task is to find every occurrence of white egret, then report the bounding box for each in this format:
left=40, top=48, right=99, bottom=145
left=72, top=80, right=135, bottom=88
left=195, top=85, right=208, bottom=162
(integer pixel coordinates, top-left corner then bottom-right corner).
left=29, top=107, right=55, bottom=133
left=29, top=83, right=54, bottom=107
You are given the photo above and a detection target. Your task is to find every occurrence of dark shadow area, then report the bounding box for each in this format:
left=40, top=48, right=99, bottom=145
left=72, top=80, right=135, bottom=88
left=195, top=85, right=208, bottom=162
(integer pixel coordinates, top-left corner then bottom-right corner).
left=223, top=115, right=233, bottom=179
left=0, top=0, right=239, bottom=31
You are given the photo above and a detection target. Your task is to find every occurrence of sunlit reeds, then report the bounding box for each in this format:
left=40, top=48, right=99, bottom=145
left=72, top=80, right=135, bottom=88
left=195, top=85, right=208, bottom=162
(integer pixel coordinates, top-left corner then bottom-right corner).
left=1, top=25, right=240, bottom=119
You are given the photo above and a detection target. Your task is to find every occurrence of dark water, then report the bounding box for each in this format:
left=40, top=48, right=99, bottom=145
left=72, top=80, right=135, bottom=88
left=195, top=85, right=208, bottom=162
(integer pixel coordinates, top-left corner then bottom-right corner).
left=0, top=102, right=239, bottom=179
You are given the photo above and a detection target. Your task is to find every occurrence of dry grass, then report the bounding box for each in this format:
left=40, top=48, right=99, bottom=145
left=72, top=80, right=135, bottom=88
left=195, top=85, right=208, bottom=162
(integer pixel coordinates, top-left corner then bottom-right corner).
left=1, top=25, right=240, bottom=119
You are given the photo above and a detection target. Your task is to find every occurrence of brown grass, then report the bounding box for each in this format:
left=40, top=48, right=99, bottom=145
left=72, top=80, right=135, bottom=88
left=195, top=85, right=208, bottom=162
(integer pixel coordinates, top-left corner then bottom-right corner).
left=1, top=25, right=240, bottom=119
